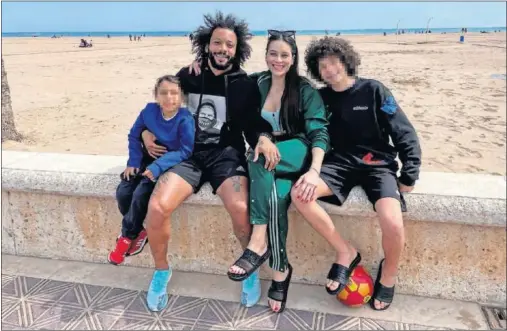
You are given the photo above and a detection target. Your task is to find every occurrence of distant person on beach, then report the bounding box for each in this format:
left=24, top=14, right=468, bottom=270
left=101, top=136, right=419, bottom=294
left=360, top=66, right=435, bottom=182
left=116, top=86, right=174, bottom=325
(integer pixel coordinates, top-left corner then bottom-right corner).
left=129, top=34, right=132, bottom=41
left=79, top=39, right=92, bottom=48
left=140, top=11, right=261, bottom=312
left=298, top=36, right=421, bottom=311
left=108, top=75, right=195, bottom=267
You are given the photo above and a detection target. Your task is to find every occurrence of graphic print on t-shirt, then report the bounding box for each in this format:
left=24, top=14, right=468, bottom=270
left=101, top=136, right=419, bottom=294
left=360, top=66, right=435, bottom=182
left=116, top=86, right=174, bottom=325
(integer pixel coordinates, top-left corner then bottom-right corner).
left=187, top=93, right=226, bottom=145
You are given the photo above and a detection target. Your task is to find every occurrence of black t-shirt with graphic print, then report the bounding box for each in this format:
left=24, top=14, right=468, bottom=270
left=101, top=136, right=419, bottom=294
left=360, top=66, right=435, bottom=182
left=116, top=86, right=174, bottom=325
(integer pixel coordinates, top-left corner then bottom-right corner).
left=176, top=65, right=259, bottom=155
left=319, top=78, right=422, bottom=186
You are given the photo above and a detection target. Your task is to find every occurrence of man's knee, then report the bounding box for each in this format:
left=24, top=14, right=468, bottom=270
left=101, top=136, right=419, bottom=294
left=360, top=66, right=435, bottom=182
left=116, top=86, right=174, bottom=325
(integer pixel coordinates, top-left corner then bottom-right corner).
left=226, top=199, right=251, bottom=235
left=226, top=199, right=249, bottom=222
left=147, top=196, right=176, bottom=227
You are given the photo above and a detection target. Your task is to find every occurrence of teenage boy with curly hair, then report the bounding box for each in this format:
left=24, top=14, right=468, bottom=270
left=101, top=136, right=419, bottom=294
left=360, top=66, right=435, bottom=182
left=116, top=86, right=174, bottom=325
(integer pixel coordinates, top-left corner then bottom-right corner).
left=291, top=36, right=421, bottom=311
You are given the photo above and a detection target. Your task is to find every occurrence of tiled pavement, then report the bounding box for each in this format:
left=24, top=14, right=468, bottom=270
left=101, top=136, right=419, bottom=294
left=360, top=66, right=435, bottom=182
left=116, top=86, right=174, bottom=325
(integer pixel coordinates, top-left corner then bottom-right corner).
left=1, top=274, right=451, bottom=330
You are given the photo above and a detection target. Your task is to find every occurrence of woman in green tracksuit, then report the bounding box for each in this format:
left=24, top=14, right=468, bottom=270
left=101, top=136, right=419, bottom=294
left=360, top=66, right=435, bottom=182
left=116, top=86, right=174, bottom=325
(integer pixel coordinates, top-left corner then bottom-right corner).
left=227, top=30, right=330, bottom=313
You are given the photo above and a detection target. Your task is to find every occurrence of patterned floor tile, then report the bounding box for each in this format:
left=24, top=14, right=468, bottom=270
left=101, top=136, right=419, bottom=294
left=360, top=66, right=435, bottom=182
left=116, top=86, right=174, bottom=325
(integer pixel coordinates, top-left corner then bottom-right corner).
left=1, top=296, right=20, bottom=316
left=320, top=314, right=361, bottom=330
left=26, top=279, right=74, bottom=303
left=361, top=318, right=445, bottom=330
left=234, top=305, right=279, bottom=330
left=196, top=299, right=241, bottom=328
left=58, top=283, right=108, bottom=309
left=103, top=315, right=155, bottom=330
left=0, top=322, right=25, bottom=330
left=66, top=310, right=122, bottom=330
left=123, top=291, right=153, bottom=315
left=277, top=309, right=319, bottom=330
left=2, top=274, right=17, bottom=288
left=28, top=303, right=83, bottom=330
left=2, top=276, right=49, bottom=300
left=160, top=295, right=207, bottom=326
left=2, top=298, right=56, bottom=328
left=89, top=287, right=138, bottom=314
left=0, top=274, right=460, bottom=331
left=193, top=323, right=234, bottom=330
left=157, top=320, right=194, bottom=330
left=408, top=324, right=449, bottom=330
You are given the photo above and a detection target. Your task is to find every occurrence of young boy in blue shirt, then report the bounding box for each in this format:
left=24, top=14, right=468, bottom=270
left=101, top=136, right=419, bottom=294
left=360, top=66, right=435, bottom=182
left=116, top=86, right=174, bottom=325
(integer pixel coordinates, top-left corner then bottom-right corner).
left=108, top=75, right=195, bottom=265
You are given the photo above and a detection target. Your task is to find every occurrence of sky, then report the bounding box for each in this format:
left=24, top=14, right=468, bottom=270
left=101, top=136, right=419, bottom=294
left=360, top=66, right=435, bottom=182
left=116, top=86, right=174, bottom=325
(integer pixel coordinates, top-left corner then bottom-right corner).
left=1, top=1, right=506, bottom=33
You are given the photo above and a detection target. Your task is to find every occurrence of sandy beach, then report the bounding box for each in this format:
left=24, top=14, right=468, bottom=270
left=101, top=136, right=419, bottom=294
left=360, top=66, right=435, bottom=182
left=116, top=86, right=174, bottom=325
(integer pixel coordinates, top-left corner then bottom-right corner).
left=2, top=33, right=506, bottom=175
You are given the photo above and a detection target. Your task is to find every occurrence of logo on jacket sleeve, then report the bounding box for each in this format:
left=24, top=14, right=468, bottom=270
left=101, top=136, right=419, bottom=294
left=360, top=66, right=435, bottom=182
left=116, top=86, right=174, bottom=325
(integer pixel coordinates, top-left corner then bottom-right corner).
left=380, top=95, right=398, bottom=115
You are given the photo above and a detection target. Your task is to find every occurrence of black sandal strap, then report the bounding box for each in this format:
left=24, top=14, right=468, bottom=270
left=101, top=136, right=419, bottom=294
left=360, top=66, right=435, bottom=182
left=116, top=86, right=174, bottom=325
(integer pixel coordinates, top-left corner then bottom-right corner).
left=267, top=264, right=293, bottom=305
left=374, top=283, right=395, bottom=304
left=327, top=252, right=362, bottom=284
left=228, top=249, right=270, bottom=281
left=327, top=264, right=349, bottom=285
left=370, top=258, right=396, bottom=310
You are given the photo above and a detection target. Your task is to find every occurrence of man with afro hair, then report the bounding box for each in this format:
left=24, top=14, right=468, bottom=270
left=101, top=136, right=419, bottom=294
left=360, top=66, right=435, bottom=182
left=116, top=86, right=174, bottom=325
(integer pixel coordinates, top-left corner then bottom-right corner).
left=140, top=11, right=263, bottom=311
left=291, top=36, right=421, bottom=311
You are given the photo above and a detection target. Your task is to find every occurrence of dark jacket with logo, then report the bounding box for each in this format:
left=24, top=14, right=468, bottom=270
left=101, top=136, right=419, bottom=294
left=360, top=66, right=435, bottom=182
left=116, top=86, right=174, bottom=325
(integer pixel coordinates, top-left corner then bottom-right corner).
left=319, top=78, right=421, bottom=186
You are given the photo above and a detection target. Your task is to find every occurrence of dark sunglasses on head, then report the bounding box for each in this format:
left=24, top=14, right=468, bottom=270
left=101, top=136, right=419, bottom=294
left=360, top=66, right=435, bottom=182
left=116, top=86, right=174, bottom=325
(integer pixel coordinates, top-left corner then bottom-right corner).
left=267, top=29, right=296, bottom=39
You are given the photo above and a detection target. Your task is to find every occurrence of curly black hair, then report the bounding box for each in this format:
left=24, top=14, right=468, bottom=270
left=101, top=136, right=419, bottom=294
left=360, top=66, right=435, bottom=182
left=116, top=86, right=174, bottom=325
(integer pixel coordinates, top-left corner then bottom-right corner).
left=304, top=37, right=361, bottom=82
left=191, top=11, right=252, bottom=67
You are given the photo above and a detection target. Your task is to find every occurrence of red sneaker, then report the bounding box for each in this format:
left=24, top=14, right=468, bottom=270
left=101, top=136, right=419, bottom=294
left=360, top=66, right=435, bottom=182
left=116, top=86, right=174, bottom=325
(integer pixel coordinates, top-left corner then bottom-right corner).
left=108, top=237, right=132, bottom=265
left=127, top=229, right=148, bottom=256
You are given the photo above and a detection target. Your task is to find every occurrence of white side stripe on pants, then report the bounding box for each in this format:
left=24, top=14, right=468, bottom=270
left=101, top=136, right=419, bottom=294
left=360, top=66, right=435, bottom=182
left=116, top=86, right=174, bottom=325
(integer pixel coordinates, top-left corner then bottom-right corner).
left=269, top=181, right=281, bottom=271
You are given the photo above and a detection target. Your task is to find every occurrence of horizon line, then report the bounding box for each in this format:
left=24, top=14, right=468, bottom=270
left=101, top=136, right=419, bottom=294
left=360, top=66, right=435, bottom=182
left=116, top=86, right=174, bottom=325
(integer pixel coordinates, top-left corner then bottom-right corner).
left=3, top=25, right=506, bottom=34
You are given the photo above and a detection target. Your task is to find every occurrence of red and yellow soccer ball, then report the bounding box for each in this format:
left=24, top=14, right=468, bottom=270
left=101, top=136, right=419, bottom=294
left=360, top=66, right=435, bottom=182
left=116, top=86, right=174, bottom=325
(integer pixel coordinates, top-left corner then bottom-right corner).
left=336, top=265, right=374, bottom=307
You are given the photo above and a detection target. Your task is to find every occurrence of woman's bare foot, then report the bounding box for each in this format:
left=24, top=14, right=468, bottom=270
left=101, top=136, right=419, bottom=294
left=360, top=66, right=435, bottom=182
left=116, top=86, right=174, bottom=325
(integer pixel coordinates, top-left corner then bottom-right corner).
left=229, top=226, right=268, bottom=275
left=268, top=269, right=289, bottom=312
left=326, top=244, right=358, bottom=292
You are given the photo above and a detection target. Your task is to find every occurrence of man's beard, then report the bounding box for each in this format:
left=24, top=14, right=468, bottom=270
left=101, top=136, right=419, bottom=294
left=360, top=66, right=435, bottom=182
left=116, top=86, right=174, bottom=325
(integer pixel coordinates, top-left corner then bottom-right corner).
left=209, top=52, right=235, bottom=70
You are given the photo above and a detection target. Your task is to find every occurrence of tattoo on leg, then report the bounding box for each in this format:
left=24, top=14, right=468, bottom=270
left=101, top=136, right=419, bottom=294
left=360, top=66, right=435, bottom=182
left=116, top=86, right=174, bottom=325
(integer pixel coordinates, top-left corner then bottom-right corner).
left=159, top=172, right=171, bottom=184
left=152, top=172, right=170, bottom=197
left=231, top=176, right=242, bottom=193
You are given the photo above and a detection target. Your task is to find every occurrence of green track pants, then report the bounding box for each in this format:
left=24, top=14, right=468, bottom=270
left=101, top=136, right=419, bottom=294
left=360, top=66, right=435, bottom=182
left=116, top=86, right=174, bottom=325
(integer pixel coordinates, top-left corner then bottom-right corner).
left=248, top=138, right=310, bottom=272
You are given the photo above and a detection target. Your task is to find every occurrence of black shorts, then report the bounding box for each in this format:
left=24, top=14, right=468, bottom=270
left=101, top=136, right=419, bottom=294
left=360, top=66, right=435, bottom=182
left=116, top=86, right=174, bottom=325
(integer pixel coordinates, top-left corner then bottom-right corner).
left=319, top=153, right=406, bottom=211
left=169, top=146, right=248, bottom=194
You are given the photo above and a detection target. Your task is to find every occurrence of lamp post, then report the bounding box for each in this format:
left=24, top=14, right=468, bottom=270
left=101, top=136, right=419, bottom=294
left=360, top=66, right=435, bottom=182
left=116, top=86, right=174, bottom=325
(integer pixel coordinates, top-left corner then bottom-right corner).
left=426, top=17, right=434, bottom=42
left=396, top=19, right=402, bottom=44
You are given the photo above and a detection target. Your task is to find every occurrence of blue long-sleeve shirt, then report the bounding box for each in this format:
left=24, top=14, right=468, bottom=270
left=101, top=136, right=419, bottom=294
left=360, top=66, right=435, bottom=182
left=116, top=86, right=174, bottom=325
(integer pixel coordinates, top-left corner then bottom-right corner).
left=127, top=103, right=195, bottom=179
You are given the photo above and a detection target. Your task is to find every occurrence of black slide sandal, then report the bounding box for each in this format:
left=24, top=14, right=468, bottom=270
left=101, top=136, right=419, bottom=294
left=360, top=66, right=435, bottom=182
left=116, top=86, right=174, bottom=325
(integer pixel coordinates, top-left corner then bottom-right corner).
left=326, top=252, right=362, bottom=295
left=227, top=248, right=271, bottom=282
left=370, top=258, right=395, bottom=311
left=267, top=264, right=293, bottom=313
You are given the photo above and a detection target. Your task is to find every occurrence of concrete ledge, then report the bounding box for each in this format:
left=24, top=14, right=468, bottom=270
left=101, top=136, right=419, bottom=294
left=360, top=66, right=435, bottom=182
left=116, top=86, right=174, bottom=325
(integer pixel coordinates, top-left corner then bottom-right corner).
left=2, top=151, right=506, bottom=226
left=2, top=151, right=506, bottom=305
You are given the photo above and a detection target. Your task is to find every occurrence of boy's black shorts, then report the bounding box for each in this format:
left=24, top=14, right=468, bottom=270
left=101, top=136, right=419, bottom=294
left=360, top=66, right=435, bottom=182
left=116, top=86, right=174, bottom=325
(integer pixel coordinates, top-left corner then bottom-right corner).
left=168, top=146, right=248, bottom=194
left=319, top=153, right=406, bottom=211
